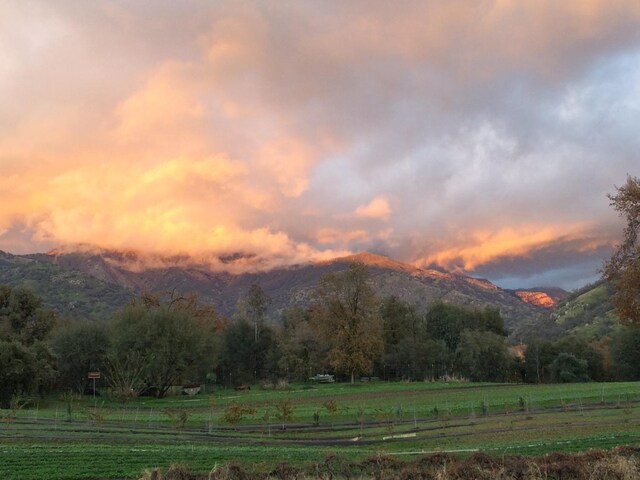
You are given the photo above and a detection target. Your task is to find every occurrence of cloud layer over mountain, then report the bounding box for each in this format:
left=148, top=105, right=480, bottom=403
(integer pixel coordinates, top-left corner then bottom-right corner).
left=1, top=1, right=639, bottom=288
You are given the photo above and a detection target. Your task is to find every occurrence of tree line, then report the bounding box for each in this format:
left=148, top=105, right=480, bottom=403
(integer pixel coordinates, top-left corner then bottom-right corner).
left=3, top=175, right=640, bottom=406
left=3, top=259, right=639, bottom=407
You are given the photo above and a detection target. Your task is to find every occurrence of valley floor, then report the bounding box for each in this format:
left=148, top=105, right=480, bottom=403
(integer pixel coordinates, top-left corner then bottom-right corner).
left=1, top=381, right=639, bottom=479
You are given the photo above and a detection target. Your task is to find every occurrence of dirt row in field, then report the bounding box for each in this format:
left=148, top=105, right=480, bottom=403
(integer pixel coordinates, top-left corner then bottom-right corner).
left=3, top=404, right=639, bottom=449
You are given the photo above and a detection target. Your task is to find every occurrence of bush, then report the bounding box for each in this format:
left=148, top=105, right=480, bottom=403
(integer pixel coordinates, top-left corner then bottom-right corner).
left=223, top=403, right=256, bottom=426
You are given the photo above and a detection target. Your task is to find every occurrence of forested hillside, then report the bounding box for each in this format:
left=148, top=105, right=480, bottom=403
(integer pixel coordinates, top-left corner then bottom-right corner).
left=513, top=281, right=618, bottom=342
left=0, top=250, right=133, bottom=320
left=29, top=248, right=549, bottom=329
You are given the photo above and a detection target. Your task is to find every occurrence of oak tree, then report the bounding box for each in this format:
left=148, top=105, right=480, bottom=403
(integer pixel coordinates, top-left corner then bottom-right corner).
left=109, top=292, right=220, bottom=397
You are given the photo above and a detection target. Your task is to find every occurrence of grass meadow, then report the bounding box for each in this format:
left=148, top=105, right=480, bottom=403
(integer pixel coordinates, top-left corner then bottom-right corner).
left=1, top=381, right=639, bottom=479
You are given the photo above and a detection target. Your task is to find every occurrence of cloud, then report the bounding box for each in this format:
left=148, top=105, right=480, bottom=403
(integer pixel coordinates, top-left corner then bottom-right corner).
left=355, top=197, right=391, bottom=220
left=416, top=223, right=615, bottom=272
left=113, top=61, right=205, bottom=143
left=1, top=1, right=639, bottom=286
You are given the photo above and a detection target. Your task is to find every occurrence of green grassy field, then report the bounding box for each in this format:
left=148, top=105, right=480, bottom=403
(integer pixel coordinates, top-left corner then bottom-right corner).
left=1, top=381, right=639, bottom=479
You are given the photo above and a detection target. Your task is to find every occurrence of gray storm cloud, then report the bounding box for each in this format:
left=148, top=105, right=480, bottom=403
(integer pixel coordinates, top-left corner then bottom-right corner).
left=0, top=1, right=639, bottom=289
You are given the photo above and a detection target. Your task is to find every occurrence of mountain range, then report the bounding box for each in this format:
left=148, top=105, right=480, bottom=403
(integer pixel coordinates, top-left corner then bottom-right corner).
left=0, top=247, right=569, bottom=331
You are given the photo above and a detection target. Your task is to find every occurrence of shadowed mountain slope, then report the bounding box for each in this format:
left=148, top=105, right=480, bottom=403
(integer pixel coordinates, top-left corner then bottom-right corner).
left=18, top=249, right=554, bottom=329
left=0, top=250, right=133, bottom=320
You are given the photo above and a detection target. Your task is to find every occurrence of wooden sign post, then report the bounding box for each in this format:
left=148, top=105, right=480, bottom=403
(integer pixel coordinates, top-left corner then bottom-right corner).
left=88, top=371, right=101, bottom=407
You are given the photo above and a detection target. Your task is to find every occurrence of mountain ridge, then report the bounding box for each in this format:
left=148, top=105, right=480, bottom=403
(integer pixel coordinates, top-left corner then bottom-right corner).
left=0, top=249, right=133, bottom=320
left=17, top=247, right=565, bottom=327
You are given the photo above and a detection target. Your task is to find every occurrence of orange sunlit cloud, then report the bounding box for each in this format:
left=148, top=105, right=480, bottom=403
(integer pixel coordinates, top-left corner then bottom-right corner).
left=113, top=61, right=205, bottom=144
left=314, top=228, right=369, bottom=246
left=1, top=1, right=639, bottom=287
left=355, top=197, right=392, bottom=220
left=0, top=156, right=332, bottom=269
left=416, top=224, right=615, bottom=273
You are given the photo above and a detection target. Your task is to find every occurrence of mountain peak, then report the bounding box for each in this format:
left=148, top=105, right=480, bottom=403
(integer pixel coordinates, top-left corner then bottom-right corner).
left=332, top=252, right=463, bottom=282
left=511, top=287, right=570, bottom=308
left=335, top=252, right=421, bottom=272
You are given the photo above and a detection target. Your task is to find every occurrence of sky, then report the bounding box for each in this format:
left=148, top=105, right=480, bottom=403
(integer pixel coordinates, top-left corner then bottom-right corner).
left=1, top=1, right=639, bottom=290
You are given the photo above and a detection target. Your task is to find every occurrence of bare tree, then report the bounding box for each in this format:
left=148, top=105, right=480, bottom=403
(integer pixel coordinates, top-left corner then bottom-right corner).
left=246, top=284, right=271, bottom=342
left=104, top=352, right=147, bottom=403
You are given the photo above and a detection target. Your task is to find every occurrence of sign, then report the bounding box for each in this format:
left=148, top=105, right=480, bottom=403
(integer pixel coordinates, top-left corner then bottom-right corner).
left=88, top=371, right=101, bottom=379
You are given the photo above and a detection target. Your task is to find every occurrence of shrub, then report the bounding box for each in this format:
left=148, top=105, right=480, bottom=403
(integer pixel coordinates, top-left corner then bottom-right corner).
left=223, top=403, right=256, bottom=426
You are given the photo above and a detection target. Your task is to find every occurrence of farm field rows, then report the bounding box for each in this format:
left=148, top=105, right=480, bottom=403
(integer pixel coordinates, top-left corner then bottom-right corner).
left=1, top=381, right=639, bottom=479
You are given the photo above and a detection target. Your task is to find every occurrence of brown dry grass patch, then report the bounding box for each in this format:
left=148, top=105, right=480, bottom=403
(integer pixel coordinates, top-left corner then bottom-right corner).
left=139, top=446, right=640, bottom=480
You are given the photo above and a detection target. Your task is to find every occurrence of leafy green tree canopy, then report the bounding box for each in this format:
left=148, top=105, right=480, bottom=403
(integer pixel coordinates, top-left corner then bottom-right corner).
left=0, top=284, right=56, bottom=406
left=109, top=291, right=221, bottom=397
left=219, top=318, right=281, bottom=385
left=278, top=307, right=327, bottom=381
left=51, top=320, right=109, bottom=393
left=0, top=284, right=55, bottom=345
left=550, top=352, right=589, bottom=383
left=455, top=330, right=512, bottom=382
left=380, top=296, right=436, bottom=380
left=426, top=302, right=505, bottom=351
left=610, top=325, right=640, bottom=380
